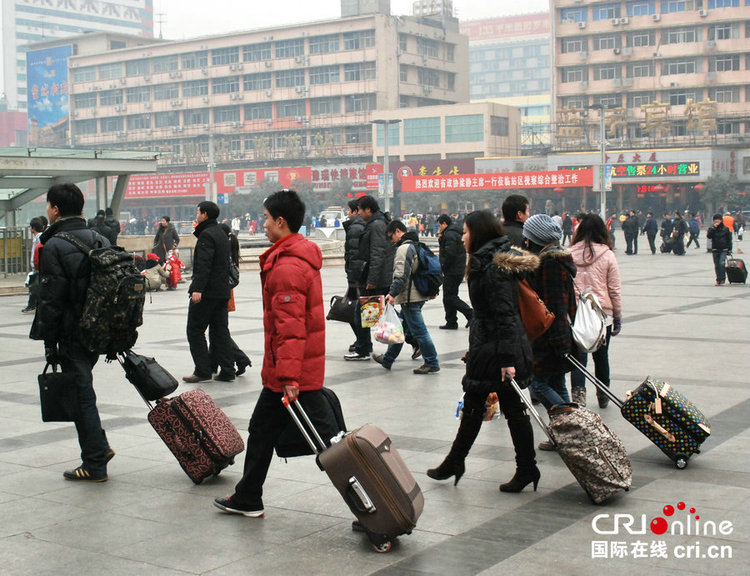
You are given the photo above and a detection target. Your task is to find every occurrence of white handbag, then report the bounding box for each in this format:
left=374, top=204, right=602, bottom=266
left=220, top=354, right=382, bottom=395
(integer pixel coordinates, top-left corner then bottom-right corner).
left=571, top=287, right=607, bottom=353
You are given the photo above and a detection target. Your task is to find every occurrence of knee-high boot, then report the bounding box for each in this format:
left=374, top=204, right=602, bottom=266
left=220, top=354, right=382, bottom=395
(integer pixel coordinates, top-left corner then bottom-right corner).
left=426, top=411, right=483, bottom=486
left=500, top=413, right=540, bottom=493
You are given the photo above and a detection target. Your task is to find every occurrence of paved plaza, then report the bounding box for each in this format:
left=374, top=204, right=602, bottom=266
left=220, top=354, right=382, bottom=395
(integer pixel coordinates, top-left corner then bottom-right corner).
left=0, top=243, right=748, bottom=575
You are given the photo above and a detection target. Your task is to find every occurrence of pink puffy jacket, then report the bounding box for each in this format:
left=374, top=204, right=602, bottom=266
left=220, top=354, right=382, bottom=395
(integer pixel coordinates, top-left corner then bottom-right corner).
left=568, top=242, right=622, bottom=320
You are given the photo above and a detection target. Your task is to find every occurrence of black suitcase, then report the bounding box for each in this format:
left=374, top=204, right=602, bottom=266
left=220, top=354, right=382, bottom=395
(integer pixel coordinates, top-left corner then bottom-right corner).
left=726, top=256, right=747, bottom=284
left=275, top=387, right=346, bottom=458
left=566, top=354, right=710, bottom=469
left=283, top=396, right=423, bottom=553
left=117, top=349, right=178, bottom=400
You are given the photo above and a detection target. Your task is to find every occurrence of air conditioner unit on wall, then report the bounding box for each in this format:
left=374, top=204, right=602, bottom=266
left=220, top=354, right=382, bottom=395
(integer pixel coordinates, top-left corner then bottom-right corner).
left=578, top=21, right=586, bottom=29
left=620, top=17, right=629, bottom=24
left=611, top=18, right=620, bottom=26
left=699, top=9, right=708, bottom=17
left=652, top=13, right=661, bottom=21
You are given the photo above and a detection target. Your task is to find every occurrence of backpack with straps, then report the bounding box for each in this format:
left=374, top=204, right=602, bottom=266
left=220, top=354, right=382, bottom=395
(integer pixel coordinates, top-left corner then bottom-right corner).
left=410, top=242, right=443, bottom=298
left=57, top=232, right=147, bottom=357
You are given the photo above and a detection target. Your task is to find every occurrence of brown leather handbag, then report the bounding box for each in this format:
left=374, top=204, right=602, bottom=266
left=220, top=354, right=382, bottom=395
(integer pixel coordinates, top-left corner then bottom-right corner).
left=517, top=278, right=555, bottom=342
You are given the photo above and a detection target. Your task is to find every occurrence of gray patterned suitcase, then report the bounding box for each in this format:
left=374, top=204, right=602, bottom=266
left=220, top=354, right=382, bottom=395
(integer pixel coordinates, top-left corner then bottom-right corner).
left=283, top=396, right=423, bottom=552
left=510, top=378, right=632, bottom=504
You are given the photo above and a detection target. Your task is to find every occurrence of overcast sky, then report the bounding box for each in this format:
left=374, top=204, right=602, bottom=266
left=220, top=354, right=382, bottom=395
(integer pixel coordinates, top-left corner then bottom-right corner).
left=156, top=0, right=550, bottom=40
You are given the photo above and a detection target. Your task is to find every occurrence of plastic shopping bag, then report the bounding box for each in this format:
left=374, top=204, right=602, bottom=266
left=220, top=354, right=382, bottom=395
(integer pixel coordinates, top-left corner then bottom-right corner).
left=374, top=304, right=405, bottom=345
left=359, top=295, right=384, bottom=328
left=455, top=392, right=500, bottom=421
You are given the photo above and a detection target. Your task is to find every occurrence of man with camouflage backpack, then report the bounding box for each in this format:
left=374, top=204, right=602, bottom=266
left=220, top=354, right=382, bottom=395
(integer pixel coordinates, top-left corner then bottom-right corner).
left=30, top=183, right=116, bottom=482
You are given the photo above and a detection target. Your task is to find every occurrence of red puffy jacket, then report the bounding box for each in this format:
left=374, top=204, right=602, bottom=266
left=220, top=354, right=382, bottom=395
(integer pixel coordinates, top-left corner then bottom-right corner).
left=259, top=233, right=325, bottom=392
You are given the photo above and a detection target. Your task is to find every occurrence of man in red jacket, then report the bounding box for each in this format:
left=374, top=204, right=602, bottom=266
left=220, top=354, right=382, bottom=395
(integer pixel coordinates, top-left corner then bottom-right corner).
left=214, top=189, right=339, bottom=518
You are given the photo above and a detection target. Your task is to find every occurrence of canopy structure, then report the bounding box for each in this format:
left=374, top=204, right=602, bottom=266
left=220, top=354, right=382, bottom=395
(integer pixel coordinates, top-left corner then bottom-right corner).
left=0, top=147, right=159, bottom=226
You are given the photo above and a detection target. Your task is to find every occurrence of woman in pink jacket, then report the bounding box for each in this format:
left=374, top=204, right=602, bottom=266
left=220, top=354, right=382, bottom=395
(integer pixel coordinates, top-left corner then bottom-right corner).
left=569, top=214, right=622, bottom=409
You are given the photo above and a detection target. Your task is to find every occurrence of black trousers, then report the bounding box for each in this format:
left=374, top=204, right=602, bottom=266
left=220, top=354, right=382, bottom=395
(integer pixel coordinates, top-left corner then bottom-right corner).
left=233, top=387, right=340, bottom=506
left=187, top=297, right=233, bottom=377
left=625, top=233, right=638, bottom=254
left=647, top=232, right=657, bottom=254
left=442, top=274, right=472, bottom=326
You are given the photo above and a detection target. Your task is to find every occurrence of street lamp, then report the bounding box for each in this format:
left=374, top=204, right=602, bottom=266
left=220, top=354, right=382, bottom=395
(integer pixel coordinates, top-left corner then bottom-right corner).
left=371, top=119, right=401, bottom=215
left=587, top=104, right=607, bottom=217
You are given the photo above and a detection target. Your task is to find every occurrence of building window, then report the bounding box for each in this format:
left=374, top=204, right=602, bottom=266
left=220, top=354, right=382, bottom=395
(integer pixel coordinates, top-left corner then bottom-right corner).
left=708, top=0, right=740, bottom=7
left=491, top=116, right=509, bottom=137
left=445, top=114, right=483, bottom=143
left=154, top=83, right=179, bottom=100
left=243, top=42, right=272, bottom=62
left=594, top=36, right=618, bottom=51
left=244, top=102, right=272, bottom=120
left=275, top=69, right=305, bottom=88
left=183, top=80, right=209, bottom=97
left=418, top=68, right=440, bottom=87
left=213, top=77, right=240, bottom=94
left=404, top=117, right=441, bottom=145
left=560, top=7, right=587, bottom=22
left=310, top=97, right=341, bottom=115
left=708, top=23, right=738, bottom=40
left=243, top=72, right=272, bottom=91
left=99, top=90, right=123, bottom=106
left=663, top=59, right=697, bottom=75
left=309, top=34, right=339, bottom=55
left=592, top=3, right=620, bottom=20
left=664, top=28, right=698, bottom=44
left=154, top=111, right=180, bottom=127
left=99, top=63, right=123, bottom=80
left=309, top=65, right=340, bottom=85
left=668, top=89, right=701, bottom=105
left=628, top=92, right=655, bottom=108
left=101, top=117, right=123, bottom=133
left=628, top=31, right=654, bottom=47
left=276, top=100, right=305, bottom=118
left=73, top=67, right=96, bottom=82
left=74, top=93, right=97, bottom=108
left=127, top=115, right=150, bottom=130
left=275, top=39, right=305, bottom=59
left=152, top=56, right=178, bottom=74
left=628, top=61, right=655, bottom=77
left=562, top=66, right=586, bottom=83
left=126, top=87, right=150, bottom=103
left=214, top=106, right=240, bottom=123
left=709, top=87, right=739, bottom=102
left=593, top=94, right=622, bottom=107
left=212, top=47, right=240, bottom=66
left=447, top=72, right=455, bottom=91
left=345, top=126, right=369, bottom=145
left=182, top=51, right=208, bottom=69
left=561, top=96, right=586, bottom=109
left=399, top=34, right=408, bottom=53
left=185, top=109, right=209, bottom=125
left=716, top=121, right=739, bottom=134
left=375, top=123, right=400, bottom=146
left=446, top=44, right=455, bottom=62
left=417, top=38, right=440, bottom=58
left=74, top=119, right=97, bottom=134
left=400, top=65, right=408, bottom=82
left=343, top=30, right=375, bottom=50
left=661, top=0, right=696, bottom=13
left=343, top=62, right=376, bottom=82
left=709, top=54, right=740, bottom=72
left=562, top=38, right=585, bottom=53
left=345, top=94, right=376, bottom=112
left=125, top=59, right=149, bottom=77
left=626, top=0, right=656, bottom=17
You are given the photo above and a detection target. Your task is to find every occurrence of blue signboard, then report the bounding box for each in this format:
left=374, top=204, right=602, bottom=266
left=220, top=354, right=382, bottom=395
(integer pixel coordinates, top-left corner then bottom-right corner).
left=26, top=45, right=73, bottom=135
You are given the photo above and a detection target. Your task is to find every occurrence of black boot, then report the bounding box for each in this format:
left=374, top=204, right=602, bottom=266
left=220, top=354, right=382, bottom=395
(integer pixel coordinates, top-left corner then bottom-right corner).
left=500, top=413, right=540, bottom=493
left=426, top=411, right=482, bottom=486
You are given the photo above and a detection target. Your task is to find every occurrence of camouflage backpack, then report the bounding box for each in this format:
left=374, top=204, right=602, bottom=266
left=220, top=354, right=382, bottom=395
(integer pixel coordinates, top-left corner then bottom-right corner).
left=57, top=232, right=147, bottom=357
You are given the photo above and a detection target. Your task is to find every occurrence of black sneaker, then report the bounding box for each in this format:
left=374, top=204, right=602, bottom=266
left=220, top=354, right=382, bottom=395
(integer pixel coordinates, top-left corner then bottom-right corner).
left=63, top=466, right=108, bottom=482
left=372, top=354, right=392, bottom=370
left=214, top=496, right=264, bottom=518
left=439, top=324, right=459, bottom=330
left=344, top=352, right=370, bottom=361
left=215, top=372, right=235, bottom=382
left=236, top=360, right=251, bottom=376
left=413, top=364, right=440, bottom=375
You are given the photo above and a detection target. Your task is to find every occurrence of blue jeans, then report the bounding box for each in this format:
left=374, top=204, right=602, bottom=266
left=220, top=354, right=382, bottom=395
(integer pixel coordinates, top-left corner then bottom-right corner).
left=713, top=251, right=727, bottom=282
left=384, top=301, right=438, bottom=367
left=529, top=372, right=570, bottom=411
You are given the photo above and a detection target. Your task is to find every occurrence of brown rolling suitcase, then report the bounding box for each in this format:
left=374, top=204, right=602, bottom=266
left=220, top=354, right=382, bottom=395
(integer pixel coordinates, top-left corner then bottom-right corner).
left=509, top=378, right=632, bottom=504
left=145, top=389, right=245, bottom=484
left=283, top=395, right=423, bottom=553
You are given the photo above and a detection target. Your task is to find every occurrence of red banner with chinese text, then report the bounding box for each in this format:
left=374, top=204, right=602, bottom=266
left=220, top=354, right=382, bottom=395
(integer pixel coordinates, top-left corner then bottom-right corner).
left=401, top=169, right=593, bottom=193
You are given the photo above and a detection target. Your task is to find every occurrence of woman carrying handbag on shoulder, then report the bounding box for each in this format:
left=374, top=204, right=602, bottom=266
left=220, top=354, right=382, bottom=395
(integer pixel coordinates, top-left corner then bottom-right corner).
left=426, top=211, right=541, bottom=493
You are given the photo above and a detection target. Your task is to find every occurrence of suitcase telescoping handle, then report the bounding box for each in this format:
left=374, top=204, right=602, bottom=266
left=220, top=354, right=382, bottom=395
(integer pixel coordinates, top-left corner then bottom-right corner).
left=564, top=353, right=624, bottom=409
left=507, top=377, right=557, bottom=448
left=281, top=395, right=328, bottom=455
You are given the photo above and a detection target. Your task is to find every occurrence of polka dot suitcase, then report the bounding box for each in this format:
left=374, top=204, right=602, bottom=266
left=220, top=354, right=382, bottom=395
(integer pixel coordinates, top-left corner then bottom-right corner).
left=566, top=354, right=710, bottom=469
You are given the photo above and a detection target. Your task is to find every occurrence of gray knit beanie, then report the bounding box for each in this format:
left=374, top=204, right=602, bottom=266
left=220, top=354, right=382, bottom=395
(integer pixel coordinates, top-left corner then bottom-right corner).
left=523, top=214, right=563, bottom=246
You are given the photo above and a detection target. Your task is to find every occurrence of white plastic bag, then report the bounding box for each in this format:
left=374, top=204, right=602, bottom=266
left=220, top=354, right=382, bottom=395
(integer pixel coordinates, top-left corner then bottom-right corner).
left=374, top=304, right=405, bottom=345
left=571, top=287, right=607, bottom=353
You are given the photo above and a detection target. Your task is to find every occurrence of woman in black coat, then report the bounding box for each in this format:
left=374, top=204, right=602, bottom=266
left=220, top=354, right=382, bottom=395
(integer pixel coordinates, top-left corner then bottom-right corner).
left=427, top=210, right=541, bottom=493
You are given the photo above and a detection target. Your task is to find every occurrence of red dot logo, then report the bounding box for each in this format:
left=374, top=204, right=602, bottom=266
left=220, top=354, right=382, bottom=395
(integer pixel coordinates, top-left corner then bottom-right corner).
left=651, top=517, right=669, bottom=535
left=677, top=502, right=686, bottom=510
left=690, top=508, right=696, bottom=514
left=663, top=505, right=675, bottom=516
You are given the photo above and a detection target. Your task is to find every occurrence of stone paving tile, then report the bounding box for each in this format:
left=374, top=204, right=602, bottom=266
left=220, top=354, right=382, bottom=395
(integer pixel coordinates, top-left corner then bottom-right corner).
left=0, top=247, right=748, bottom=574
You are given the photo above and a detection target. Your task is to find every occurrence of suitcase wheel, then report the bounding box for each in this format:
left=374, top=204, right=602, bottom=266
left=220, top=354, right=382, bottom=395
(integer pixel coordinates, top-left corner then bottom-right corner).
left=371, top=540, right=392, bottom=554
left=674, top=455, right=689, bottom=470
left=352, top=521, right=393, bottom=553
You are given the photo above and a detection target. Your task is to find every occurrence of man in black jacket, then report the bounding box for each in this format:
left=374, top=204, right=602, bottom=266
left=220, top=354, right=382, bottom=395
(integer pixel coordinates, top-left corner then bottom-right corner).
left=437, top=214, right=472, bottom=329
left=184, top=201, right=234, bottom=382
left=706, top=213, right=732, bottom=285
left=31, top=183, right=113, bottom=482
left=501, top=194, right=529, bottom=248
left=345, top=195, right=394, bottom=361
left=622, top=210, right=639, bottom=255
left=104, top=207, right=120, bottom=246
left=642, top=212, right=659, bottom=254
left=342, top=199, right=366, bottom=352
